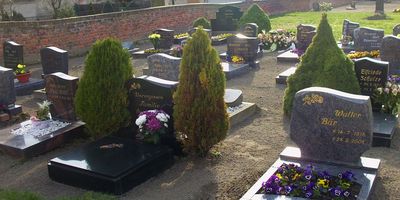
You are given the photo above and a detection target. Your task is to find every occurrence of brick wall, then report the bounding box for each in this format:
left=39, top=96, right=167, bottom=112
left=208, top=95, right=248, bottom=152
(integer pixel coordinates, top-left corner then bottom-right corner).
left=0, top=0, right=351, bottom=64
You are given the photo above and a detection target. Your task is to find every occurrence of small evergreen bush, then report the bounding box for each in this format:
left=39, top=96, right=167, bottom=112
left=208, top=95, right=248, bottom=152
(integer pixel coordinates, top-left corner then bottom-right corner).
left=239, top=4, right=271, bottom=33
left=75, top=38, right=133, bottom=138
left=173, top=28, right=229, bottom=156
left=283, top=13, right=360, bottom=115
left=192, top=17, right=211, bottom=29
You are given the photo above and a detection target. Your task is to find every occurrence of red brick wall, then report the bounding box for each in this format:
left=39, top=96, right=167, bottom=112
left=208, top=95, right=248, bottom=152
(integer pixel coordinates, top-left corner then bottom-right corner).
left=0, top=0, right=351, bottom=64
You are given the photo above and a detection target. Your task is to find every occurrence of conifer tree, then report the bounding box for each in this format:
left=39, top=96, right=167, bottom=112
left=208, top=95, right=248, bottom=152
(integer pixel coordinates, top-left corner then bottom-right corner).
left=75, top=38, right=133, bottom=137
left=239, top=4, right=271, bottom=33
left=192, top=17, right=211, bottom=29
left=283, top=13, right=360, bottom=115
left=173, top=28, right=229, bottom=156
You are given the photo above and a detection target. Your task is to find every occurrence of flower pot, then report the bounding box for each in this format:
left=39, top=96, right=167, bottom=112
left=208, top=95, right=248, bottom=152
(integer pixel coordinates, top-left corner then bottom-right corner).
left=16, top=72, right=31, bottom=83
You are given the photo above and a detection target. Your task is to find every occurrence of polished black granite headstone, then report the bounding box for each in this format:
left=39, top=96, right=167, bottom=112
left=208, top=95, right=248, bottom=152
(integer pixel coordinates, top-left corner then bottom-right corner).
left=14, top=78, right=45, bottom=96
left=354, top=57, right=388, bottom=96
left=154, top=28, right=174, bottom=50
left=40, top=46, right=69, bottom=75
left=354, top=27, right=384, bottom=51
left=342, top=19, right=360, bottom=40
left=380, top=35, right=400, bottom=74
left=3, top=41, right=23, bottom=70
left=48, top=136, right=174, bottom=195
left=211, top=6, right=242, bottom=31
left=373, top=112, right=398, bottom=147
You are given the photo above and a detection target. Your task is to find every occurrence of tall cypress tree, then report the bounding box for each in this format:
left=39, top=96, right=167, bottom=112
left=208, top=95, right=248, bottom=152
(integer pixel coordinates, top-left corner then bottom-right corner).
left=283, top=13, right=360, bottom=115
left=173, top=28, right=229, bottom=156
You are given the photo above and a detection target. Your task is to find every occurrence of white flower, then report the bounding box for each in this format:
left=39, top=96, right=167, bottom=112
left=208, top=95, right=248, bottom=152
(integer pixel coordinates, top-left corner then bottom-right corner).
left=164, top=123, right=168, bottom=128
left=393, top=88, right=398, bottom=96
left=377, top=88, right=383, bottom=94
left=135, top=115, right=147, bottom=126
left=384, top=88, right=390, bottom=94
left=156, top=112, right=170, bottom=122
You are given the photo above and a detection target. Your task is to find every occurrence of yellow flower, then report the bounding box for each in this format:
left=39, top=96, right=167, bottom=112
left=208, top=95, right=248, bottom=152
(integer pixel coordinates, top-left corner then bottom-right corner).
left=276, top=173, right=283, bottom=179
left=317, top=179, right=330, bottom=188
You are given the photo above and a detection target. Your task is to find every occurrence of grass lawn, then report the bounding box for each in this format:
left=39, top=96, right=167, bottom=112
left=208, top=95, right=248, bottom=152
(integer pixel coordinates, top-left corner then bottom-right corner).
left=0, top=189, right=116, bottom=200
left=270, top=11, right=400, bottom=40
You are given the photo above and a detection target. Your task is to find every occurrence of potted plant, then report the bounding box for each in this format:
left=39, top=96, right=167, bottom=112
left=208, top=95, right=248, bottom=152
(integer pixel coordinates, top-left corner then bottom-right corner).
left=148, top=33, right=161, bottom=50
left=15, top=64, right=30, bottom=83
left=373, top=76, right=400, bottom=117
left=135, top=109, right=170, bottom=144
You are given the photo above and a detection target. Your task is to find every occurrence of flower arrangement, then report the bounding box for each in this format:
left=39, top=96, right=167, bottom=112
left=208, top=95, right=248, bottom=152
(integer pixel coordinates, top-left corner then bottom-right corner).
left=15, top=64, right=28, bottom=75
left=31, top=100, right=51, bottom=121
left=171, top=45, right=183, bottom=57
left=144, top=49, right=162, bottom=54
left=373, top=76, right=400, bottom=116
left=347, top=50, right=380, bottom=60
left=135, top=109, right=170, bottom=144
left=258, top=29, right=295, bottom=51
left=393, top=8, right=400, bottom=13
left=174, top=32, right=189, bottom=39
left=148, top=33, right=161, bottom=49
left=228, top=55, right=245, bottom=64
left=262, top=163, right=360, bottom=199
left=214, top=33, right=235, bottom=40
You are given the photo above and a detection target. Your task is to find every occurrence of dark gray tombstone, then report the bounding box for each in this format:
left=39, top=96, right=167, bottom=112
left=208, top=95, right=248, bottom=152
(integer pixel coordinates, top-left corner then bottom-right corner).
left=295, top=24, right=316, bottom=52
left=224, top=89, right=243, bottom=107
left=40, top=46, right=69, bottom=75
left=154, top=28, right=174, bottom=50
left=146, top=53, right=181, bottom=81
left=3, top=41, right=23, bottom=70
left=45, top=72, right=79, bottom=121
left=240, top=23, right=258, bottom=37
left=342, top=19, right=360, bottom=39
left=290, top=87, right=372, bottom=163
left=0, top=66, right=16, bottom=107
left=353, top=27, right=384, bottom=51
left=393, top=24, right=400, bottom=36
left=380, top=35, right=400, bottom=74
left=227, top=34, right=259, bottom=65
left=211, top=6, right=243, bottom=31
left=354, top=57, right=388, bottom=96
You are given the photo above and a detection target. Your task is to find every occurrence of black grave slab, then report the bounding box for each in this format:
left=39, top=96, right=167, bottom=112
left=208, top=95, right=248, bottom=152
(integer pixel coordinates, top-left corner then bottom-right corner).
left=227, top=34, right=259, bottom=64
left=373, top=112, right=398, bottom=147
left=354, top=57, right=388, bottom=96
left=154, top=28, right=174, bottom=50
left=14, top=78, right=45, bottom=96
left=0, top=120, right=84, bottom=158
left=221, top=62, right=251, bottom=80
left=276, top=50, right=299, bottom=63
left=3, top=41, right=23, bottom=70
left=0, top=66, right=16, bottom=106
left=211, top=6, right=242, bottom=32
left=275, top=67, right=296, bottom=85
left=48, top=136, right=174, bottom=195
left=40, top=46, right=69, bottom=75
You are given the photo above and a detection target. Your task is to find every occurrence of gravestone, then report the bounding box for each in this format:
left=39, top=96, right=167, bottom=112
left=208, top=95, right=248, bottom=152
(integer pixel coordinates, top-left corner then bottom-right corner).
left=393, top=24, right=400, bottom=36
left=295, top=24, right=316, bottom=52
left=353, top=27, right=384, bottom=51
left=380, top=35, right=400, bottom=74
left=0, top=66, right=16, bottom=107
left=354, top=57, right=388, bottom=96
left=211, top=6, right=242, bottom=31
left=240, top=23, right=258, bottom=37
left=40, top=46, right=69, bottom=75
left=291, top=87, right=372, bottom=163
left=146, top=53, right=181, bottom=81
left=154, top=29, right=174, bottom=50
left=227, top=34, right=259, bottom=66
left=3, top=41, right=23, bottom=70
left=224, top=89, right=243, bottom=107
left=45, top=72, right=79, bottom=121
left=342, top=19, right=360, bottom=40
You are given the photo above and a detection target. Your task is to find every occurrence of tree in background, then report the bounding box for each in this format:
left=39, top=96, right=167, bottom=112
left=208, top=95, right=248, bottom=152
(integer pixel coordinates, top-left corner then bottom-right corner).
left=75, top=38, right=133, bottom=138
left=192, top=17, right=211, bottom=29
left=283, top=13, right=360, bottom=115
left=239, top=4, right=271, bottom=33
left=173, top=28, right=229, bottom=156
left=42, top=0, right=75, bottom=19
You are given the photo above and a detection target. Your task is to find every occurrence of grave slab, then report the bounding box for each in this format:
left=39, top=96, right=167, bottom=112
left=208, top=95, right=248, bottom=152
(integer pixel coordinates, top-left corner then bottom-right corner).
left=228, top=102, right=256, bottom=127
left=131, top=49, right=170, bottom=59
left=48, top=136, right=174, bottom=195
left=221, top=62, right=251, bottom=79
left=0, top=120, right=84, bottom=158
left=275, top=67, right=296, bottom=85
left=225, top=89, right=243, bottom=107
left=277, top=50, right=299, bottom=63
left=372, top=112, right=398, bottom=147
left=14, top=78, right=45, bottom=96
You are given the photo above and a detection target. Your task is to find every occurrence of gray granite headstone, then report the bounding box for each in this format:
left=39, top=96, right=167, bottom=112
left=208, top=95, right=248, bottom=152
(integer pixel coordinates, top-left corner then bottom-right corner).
left=0, top=66, right=16, bottom=107
left=3, top=41, right=23, bottom=70
left=342, top=19, right=360, bottom=39
left=380, top=35, right=400, bottom=74
left=227, top=34, right=259, bottom=63
left=295, top=24, right=316, bottom=52
left=240, top=23, right=258, bottom=37
left=354, top=27, right=384, bottom=51
left=40, top=46, right=69, bottom=75
left=354, top=57, right=388, bottom=96
left=146, top=53, right=181, bottom=81
left=155, top=28, right=174, bottom=50
left=393, top=24, right=400, bottom=36
left=224, top=89, right=243, bottom=107
left=45, top=72, right=78, bottom=121
left=210, top=6, right=243, bottom=31
left=290, top=87, right=372, bottom=163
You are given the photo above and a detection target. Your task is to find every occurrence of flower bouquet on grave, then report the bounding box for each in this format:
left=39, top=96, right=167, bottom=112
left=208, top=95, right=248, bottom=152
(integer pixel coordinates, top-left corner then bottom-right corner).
left=14, top=64, right=31, bottom=83
left=261, top=163, right=361, bottom=199
left=373, top=76, right=400, bottom=116
left=30, top=100, right=51, bottom=128
left=174, top=32, right=189, bottom=39
left=148, top=33, right=161, bottom=50
left=258, top=29, right=295, bottom=52
left=171, top=45, right=183, bottom=57
left=347, top=50, right=380, bottom=60
left=227, top=55, right=245, bottom=64
left=135, top=109, right=170, bottom=144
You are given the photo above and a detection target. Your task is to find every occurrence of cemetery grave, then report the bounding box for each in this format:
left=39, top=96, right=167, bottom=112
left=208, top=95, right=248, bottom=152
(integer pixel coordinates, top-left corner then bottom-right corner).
left=132, top=29, right=175, bottom=59
left=211, top=5, right=243, bottom=33
left=353, top=27, right=384, bottom=52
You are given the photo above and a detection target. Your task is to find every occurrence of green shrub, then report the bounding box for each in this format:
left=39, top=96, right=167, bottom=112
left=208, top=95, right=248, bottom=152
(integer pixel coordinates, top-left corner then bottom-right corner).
left=173, top=28, right=229, bottom=156
left=283, top=13, right=360, bottom=115
left=1, top=10, right=25, bottom=21
left=56, top=192, right=116, bottom=200
left=55, top=5, right=76, bottom=19
left=0, top=189, right=43, bottom=200
left=319, top=2, right=333, bottom=12
left=151, top=0, right=165, bottom=7
left=192, top=17, right=211, bottom=29
left=239, top=4, right=271, bottom=33
left=75, top=38, right=133, bottom=138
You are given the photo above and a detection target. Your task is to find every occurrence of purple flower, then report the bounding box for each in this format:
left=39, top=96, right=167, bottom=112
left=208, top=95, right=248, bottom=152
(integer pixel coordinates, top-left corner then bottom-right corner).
left=285, top=185, right=293, bottom=194
left=342, top=171, right=355, bottom=181
left=343, top=190, right=351, bottom=197
left=319, top=170, right=331, bottom=180
left=146, top=117, right=162, bottom=131
left=305, top=191, right=313, bottom=198
left=331, top=187, right=342, bottom=196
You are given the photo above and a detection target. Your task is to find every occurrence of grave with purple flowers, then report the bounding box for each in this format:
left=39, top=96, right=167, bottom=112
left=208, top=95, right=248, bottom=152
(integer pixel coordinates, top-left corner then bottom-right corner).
left=242, top=87, right=380, bottom=200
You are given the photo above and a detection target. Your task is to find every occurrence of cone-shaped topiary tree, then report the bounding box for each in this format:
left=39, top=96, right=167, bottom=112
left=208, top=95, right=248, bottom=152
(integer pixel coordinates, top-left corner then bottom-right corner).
left=75, top=38, right=133, bottom=137
left=239, top=4, right=271, bottom=33
left=173, top=28, right=229, bottom=156
left=283, top=13, right=361, bottom=115
left=192, top=17, right=211, bottom=29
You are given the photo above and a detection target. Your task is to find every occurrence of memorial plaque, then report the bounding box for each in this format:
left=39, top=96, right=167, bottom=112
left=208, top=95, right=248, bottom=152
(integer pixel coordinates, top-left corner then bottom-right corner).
left=342, top=19, right=360, bottom=39
left=380, top=35, right=400, bottom=74
left=227, top=34, right=259, bottom=63
left=393, top=24, right=400, bottom=36
left=354, top=57, right=388, bottom=96
left=211, top=6, right=243, bottom=31
left=3, top=41, right=23, bottom=70
left=0, top=66, right=16, bottom=107
left=40, top=46, right=69, bottom=75
left=354, top=27, right=384, bottom=51
left=290, top=87, right=372, bottom=163
left=295, top=24, right=316, bottom=52
left=147, top=53, right=181, bottom=81
left=154, top=29, right=174, bottom=50
left=240, top=23, right=258, bottom=37
left=45, top=72, right=78, bottom=121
